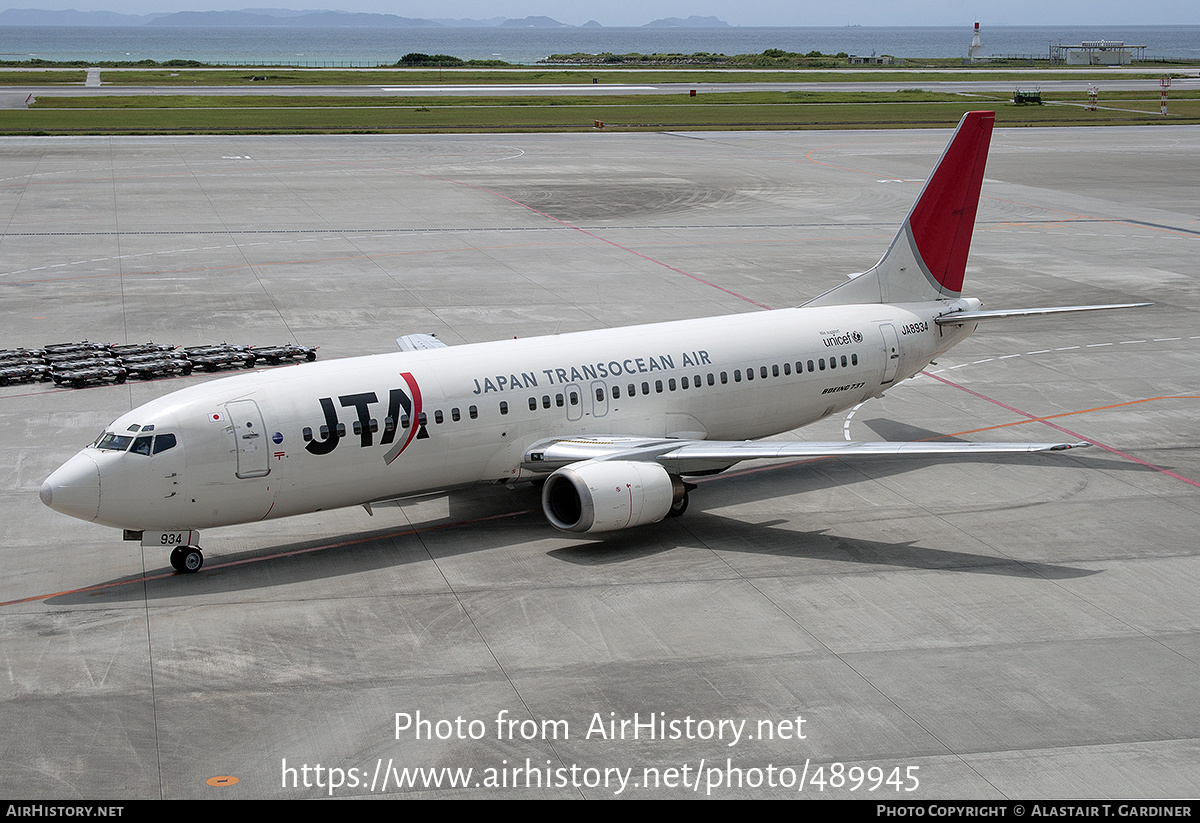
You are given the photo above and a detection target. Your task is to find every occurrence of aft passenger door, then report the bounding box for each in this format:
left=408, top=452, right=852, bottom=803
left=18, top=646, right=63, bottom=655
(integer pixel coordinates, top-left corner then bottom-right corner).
left=880, top=323, right=901, bottom=384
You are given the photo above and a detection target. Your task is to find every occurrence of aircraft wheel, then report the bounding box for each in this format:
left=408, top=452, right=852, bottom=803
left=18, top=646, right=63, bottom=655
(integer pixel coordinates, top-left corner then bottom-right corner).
left=170, top=546, right=204, bottom=574
left=667, top=492, right=689, bottom=518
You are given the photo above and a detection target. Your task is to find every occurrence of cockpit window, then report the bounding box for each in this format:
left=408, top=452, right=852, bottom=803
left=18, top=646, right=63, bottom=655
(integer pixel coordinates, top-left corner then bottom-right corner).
left=95, top=433, right=133, bottom=452
left=93, top=431, right=177, bottom=454
left=152, top=433, right=177, bottom=454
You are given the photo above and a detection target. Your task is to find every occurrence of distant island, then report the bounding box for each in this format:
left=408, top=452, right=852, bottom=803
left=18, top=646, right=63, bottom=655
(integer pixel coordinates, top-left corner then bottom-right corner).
left=0, top=8, right=733, bottom=28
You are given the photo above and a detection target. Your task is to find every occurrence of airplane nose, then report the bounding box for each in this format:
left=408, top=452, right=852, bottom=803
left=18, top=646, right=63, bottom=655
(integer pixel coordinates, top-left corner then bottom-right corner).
left=41, top=452, right=101, bottom=522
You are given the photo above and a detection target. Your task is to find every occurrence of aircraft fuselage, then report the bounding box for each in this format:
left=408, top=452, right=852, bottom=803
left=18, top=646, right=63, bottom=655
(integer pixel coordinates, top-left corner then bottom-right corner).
left=49, top=298, right=975, bottom=532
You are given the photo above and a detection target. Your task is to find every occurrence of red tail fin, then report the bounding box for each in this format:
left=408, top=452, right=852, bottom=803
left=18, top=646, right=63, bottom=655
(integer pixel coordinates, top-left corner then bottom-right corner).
left=905, top=110, right=995, bottom=294
left=804, top=111, right=996, bottom=309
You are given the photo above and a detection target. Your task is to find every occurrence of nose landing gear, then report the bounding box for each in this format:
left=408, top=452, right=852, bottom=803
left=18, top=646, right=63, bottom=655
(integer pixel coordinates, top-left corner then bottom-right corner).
left=169, top=545, right=204, bottom=574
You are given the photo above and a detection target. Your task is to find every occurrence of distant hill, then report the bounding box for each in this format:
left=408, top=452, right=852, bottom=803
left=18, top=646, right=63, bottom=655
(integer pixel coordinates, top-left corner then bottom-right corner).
left=430, top=17, right=508, bottom=27
left=497, top=16, right=569, bottom=28
left=0, top=8, right=730, bottom=28
left=644, top=15, right=730, bottom=28
left=0, top=8, right=163, bottom=25
left=145, top=10, right=441, bottom=27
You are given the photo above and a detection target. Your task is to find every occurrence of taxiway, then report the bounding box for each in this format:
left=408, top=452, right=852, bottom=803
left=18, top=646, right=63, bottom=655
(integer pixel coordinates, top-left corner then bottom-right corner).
left=1, top=125, right=1198, bottom=799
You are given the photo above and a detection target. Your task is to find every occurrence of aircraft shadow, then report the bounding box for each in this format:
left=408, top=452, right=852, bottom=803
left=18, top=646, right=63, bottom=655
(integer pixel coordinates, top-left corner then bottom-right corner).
left=46, top=446, right=1103, bottom=605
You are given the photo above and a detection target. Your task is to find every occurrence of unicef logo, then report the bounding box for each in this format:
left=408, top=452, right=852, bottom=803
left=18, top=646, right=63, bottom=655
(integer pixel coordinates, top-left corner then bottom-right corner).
left=852, top=331, right=863, bottom=343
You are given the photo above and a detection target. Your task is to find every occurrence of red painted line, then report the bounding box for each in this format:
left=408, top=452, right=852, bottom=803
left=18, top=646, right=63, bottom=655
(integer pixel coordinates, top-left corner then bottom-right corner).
left=922, top=370, right=1200, bottom=490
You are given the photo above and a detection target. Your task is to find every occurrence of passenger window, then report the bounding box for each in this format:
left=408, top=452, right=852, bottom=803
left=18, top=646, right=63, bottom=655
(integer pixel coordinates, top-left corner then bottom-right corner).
left=384, top=417, right=395, bottom=433
left=734, top=370, right=741, bottom=383
left=469, top=406, right=478, bottom=419
left=851, top=353, right=858, bottom=366
left=707, top=373, right=715, bottom=386
left=529, top=397, right=537, bottom=411
left=569, top=392, right=579, bottom=405
left=642, top=382, right=650, bottom=395
left=595, top=387, right=605, bottom=402
left=434, top=410, right=444, bottom=424
left=762, top=366, right=769, bottom=378
left=830, top=357, right=837, bottom=370
left=841, top=355, right=848, bottom=367
left=681, top=376, right=689, bottom=390
left=451, top=408, right=460, bottom=422
left=720, top=372, right=728, bottom=384
left=556, top=394, right=564, bottom=407
left=655, top=380, right=663, bottom=393
left=400, top=415, right=410, bottom=429
left=807, top=360, right=815, bottom=372
left=499, top=402, right=508, bottom=415
left=746, top=368, right=754, bottom=381
left=612, top=385, right=621, bottom=399
left=818, top=359, right=825, bottom=371
left=152, top=433, right=177, bottom=454
left=542, top=396, right=551, bottom=409
left=302, top=427, right=313, bottom=442
left=628, top=383, right=636, bottom=396
left=668, top=378, right=676, bottom=391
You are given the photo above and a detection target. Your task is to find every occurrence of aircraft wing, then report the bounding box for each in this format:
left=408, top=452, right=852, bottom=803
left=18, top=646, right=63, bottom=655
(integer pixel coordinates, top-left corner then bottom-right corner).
left=522, top=435, right=1086, bottom=475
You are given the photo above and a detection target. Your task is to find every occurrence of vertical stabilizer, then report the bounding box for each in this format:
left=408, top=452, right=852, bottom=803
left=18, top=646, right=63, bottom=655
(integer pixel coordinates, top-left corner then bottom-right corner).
left=805, top=111, right=995, bottom=307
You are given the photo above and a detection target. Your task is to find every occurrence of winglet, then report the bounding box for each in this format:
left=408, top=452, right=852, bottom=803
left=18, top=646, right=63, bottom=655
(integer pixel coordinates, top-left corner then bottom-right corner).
left=905, top=110, right=995, bottom=295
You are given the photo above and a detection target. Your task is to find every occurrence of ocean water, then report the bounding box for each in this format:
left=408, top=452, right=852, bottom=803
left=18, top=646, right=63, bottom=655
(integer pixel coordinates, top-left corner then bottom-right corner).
left=1, top=25, right=1197, bottom=66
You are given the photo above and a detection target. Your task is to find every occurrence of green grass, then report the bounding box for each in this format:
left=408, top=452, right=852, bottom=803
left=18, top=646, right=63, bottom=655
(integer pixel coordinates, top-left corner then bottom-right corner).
left=5, top=66, right=1198, bottom=87
left=6, top=94, right=1199, bottom=135
left=30, top=90, right=969, bottom=108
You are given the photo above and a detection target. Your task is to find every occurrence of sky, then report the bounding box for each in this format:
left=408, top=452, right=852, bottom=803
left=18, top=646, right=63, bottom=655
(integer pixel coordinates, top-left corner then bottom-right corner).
left=6, top=1, right=1198, bottom=27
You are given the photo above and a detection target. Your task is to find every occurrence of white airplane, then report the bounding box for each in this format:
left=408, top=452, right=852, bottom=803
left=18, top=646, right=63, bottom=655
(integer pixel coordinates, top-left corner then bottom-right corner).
left=41, top=111, right=1146, bottom=573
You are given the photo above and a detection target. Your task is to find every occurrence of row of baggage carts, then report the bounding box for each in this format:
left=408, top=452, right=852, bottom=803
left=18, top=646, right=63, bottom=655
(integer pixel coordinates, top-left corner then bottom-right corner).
left=0, top=341, right=317, bottom=388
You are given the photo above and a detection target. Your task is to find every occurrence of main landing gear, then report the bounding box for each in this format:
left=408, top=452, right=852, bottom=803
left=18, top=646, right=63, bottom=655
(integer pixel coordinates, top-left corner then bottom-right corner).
left=170, top=545, right=204, bottom=574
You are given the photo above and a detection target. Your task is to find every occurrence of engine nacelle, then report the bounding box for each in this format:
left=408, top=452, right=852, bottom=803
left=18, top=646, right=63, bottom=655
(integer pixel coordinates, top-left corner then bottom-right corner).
left=542, top=460, right=687, bottom=533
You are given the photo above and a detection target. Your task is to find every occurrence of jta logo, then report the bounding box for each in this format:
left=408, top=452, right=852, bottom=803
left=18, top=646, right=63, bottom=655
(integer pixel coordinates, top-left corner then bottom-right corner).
left=304, top=372, right=425, bottom=465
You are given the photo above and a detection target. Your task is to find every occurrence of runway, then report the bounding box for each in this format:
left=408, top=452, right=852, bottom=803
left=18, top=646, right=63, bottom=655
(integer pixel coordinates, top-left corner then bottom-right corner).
left=11, top=75, right=1200, bottom=98
left=1, top=124, right=1198, bottom=799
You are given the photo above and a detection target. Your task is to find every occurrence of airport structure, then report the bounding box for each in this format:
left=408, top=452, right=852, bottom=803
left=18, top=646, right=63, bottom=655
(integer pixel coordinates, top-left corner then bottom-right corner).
left=1051, top=40, right=1146, bottom=65
left=968, top=22, right=985, bottom=62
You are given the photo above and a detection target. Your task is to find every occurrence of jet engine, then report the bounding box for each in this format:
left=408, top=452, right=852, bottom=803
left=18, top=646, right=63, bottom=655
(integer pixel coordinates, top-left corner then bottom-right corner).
left=541, top=460, right=688, bottom=533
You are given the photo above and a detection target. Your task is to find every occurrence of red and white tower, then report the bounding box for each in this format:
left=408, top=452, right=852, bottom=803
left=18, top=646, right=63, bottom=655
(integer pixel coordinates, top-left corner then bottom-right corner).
left=969, top=22, right=985, bottom=62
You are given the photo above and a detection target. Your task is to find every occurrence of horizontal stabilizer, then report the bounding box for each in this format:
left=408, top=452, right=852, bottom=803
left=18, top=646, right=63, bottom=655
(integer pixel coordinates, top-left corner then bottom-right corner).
left=935, top=303, right=1151, bottom=325
left=396, top=333, right=448, bottom=351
